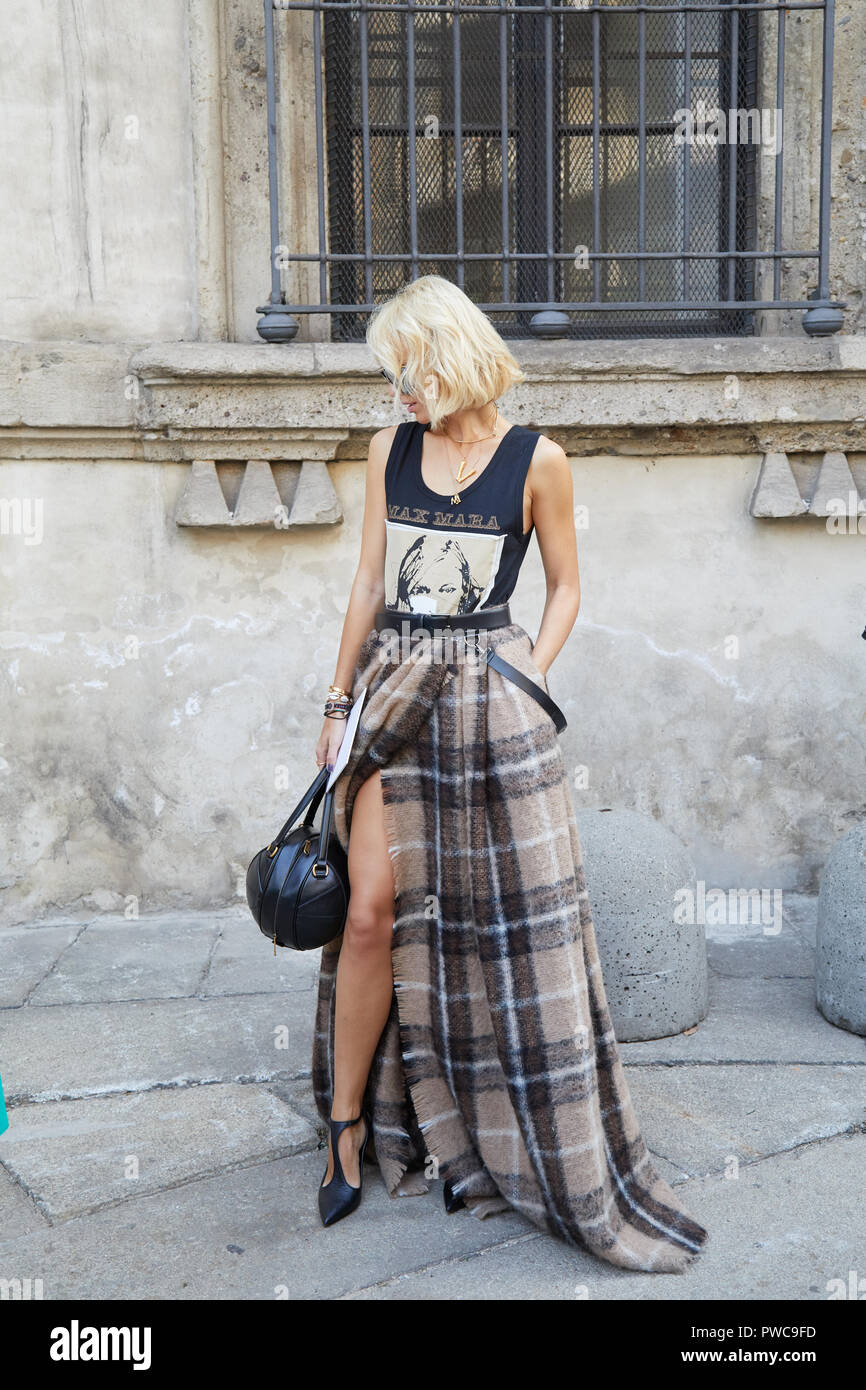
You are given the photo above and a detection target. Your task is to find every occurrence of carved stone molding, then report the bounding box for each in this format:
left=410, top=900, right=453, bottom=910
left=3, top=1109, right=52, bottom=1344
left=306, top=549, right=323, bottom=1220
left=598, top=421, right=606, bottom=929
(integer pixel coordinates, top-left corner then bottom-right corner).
left=4, top=338, right=866, bottom=461
left=749, top=450, right=866, bottom=523
left=749, top=453, right=809, bottom=518
left=174, top=457, right=342, bottom=529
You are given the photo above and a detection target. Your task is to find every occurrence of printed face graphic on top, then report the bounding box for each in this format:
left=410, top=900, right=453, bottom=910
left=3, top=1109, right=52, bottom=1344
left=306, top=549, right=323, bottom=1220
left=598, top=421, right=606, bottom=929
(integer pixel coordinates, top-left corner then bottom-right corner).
left=384, top=522, right=506, bottom=615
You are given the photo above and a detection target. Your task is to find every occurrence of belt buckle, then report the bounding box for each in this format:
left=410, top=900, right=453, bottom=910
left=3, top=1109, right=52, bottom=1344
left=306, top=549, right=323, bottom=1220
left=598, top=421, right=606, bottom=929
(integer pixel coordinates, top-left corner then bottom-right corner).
left=412, top=613, right=435, bottom=647
left=410, top=613, right=438, bottom=660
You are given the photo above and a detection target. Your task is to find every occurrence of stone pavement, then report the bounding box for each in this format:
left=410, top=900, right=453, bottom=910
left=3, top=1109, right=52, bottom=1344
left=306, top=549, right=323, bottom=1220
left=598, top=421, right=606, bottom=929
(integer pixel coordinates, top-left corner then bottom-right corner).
left=0, top=893, right=863, bottom=1301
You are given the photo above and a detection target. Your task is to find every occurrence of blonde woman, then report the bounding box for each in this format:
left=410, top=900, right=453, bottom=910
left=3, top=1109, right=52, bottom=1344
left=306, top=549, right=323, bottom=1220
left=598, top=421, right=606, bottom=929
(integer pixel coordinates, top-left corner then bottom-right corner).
left=310, top=275, right=708, bottom=1271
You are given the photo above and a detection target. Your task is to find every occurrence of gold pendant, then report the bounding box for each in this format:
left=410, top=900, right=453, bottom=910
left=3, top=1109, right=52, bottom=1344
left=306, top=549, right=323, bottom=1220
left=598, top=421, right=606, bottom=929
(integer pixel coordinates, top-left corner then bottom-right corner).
left=450, top=456, right=475, bottom=505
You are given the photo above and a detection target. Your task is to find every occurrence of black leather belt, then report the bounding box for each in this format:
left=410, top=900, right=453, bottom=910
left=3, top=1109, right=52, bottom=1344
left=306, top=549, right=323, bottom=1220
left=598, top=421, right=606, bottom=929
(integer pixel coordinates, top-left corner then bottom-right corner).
left=372, top=605, right=567, bottom=735
left=486, top=648, right=568, bottom=735
left=374, top=604, right=513, bottom=633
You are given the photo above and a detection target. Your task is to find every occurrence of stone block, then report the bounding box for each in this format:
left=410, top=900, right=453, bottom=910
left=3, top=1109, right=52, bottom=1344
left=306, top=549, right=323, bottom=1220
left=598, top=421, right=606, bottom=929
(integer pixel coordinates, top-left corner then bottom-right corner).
left=626, top=1062, right=866, bottom=1176
left=174, top=458, right=232, bottom=526
left=816, top=823, right=866, bottom=1035
left=748, top=451, right=807, bottom=517
left=344, top=1135, right=866, bottom=1300
left=288, top=459, right=342, bottom=526
left=0, top=1149, right=531, bottom=1300
left=27, top=915, right=218, bottom=1005
left=0, top=1166, right=49, bottom=1239
left=0, top=923, right=83, bottom=1007
left=232, top=458, right=282, bottom=526
left=619, top=975, right=866, bottom=1064
left=0, top=1084, right=317, bottom=1220
left=1, top=993, right=315, bottom=1104
left=577, top=810, right=708, bottom=1041
left=809, top=451, right=860, bottom=518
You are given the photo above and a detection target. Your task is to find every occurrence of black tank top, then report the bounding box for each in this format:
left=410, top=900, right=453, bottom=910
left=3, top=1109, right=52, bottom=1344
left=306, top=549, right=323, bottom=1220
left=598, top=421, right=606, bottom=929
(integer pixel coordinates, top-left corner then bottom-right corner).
left=383, top=420, right=539, bottom=616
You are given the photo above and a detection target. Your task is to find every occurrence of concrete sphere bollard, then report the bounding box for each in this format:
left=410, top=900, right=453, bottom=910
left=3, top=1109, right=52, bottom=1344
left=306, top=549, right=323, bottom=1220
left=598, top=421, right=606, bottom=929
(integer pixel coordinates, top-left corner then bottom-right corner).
left=577, top=809, right=708, bottom=1041
left=816, top=825, right=866, bottom=1036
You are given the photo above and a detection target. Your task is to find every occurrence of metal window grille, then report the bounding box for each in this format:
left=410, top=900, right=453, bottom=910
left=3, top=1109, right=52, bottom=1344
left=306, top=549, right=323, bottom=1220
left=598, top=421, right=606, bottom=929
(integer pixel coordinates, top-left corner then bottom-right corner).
left=257, top=0, right=843, bottom=342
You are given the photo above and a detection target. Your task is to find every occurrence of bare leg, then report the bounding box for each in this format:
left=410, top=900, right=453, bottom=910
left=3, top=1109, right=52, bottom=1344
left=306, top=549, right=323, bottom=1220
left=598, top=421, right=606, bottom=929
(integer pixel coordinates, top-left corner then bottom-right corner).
left=323, top=769, right=395, bottom=1189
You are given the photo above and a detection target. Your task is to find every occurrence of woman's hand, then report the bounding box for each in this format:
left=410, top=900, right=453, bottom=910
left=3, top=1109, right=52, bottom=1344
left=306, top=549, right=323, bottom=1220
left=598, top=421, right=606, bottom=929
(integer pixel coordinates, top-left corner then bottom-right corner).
left=315, top=716, right=348, bottom=773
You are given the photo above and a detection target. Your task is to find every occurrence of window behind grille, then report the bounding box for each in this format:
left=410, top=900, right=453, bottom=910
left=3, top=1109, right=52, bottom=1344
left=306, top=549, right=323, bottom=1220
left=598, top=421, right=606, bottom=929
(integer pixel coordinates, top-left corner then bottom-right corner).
left=322, top=0, right=758, bottom=342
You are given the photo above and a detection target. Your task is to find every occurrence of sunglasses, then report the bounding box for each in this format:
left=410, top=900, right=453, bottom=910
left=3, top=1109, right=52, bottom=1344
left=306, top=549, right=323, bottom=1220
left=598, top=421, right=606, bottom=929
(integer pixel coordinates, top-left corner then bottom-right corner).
left=380, top=366, right=412, bottom=393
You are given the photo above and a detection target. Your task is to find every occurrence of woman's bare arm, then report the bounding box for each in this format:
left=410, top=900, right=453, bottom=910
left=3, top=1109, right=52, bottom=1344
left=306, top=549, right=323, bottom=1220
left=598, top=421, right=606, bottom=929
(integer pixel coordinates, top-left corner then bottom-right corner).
left=525, top=438, right=581, bottom=677
left=315, top=427, right=394, bottom=766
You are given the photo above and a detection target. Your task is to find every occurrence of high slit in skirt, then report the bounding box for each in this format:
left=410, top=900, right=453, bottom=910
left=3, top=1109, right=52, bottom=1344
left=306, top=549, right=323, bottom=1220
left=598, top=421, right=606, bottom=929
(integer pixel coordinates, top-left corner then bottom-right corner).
left=312, top=618, right=709, bottom=1272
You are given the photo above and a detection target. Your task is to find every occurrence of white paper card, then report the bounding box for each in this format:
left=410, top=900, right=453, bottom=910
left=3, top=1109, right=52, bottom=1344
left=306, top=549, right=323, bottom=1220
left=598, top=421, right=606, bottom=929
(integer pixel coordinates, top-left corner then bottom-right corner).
left=326, top=687, right=367, bottom=790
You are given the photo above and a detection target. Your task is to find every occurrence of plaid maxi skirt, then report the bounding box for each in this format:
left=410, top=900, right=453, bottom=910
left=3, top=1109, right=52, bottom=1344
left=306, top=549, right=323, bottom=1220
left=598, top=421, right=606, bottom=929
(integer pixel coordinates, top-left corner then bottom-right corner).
left=312, top=618, right=709, bottom=1272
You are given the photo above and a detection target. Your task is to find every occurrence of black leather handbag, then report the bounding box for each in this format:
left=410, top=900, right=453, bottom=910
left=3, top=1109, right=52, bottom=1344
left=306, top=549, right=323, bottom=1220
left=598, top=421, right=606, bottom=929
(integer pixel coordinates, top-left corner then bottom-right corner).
left=246, top=767, right=349, bottom=952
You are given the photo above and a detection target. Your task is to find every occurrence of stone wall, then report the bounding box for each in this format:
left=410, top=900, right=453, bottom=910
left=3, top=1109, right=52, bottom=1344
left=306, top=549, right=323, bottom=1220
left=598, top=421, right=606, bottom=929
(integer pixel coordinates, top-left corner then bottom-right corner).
left=1, top=2, right=865, bottom=925
left=2, top=339, right=866, bottom=925
left=2, top=0, right=864, bottom=344
left=3, top=440, right=864, bottom=923
left=0, top=0, right=199, bottom=341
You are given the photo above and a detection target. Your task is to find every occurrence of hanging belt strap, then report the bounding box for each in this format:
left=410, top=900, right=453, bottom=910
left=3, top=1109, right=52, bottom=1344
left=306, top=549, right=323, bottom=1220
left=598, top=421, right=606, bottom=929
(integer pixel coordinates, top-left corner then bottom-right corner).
left=486, top=648, right=568, bottom=735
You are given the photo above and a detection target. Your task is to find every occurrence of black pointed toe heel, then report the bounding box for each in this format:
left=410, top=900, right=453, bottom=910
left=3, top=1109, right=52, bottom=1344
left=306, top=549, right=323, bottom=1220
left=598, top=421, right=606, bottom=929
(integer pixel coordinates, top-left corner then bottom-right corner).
left=318, top=1110, right=371, bottom=1228
left=443, top=1178, right=466, bottom=1213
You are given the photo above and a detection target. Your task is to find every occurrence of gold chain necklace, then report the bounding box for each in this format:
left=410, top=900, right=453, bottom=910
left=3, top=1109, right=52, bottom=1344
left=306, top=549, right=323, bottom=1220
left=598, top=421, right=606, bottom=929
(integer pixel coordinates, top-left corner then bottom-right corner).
left=442, top=407, right=500, bottom=505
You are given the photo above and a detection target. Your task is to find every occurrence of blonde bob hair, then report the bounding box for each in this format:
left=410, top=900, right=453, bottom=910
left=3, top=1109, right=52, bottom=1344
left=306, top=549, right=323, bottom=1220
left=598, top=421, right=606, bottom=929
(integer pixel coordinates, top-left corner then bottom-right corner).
left=367, top=274, right=524, bottom=431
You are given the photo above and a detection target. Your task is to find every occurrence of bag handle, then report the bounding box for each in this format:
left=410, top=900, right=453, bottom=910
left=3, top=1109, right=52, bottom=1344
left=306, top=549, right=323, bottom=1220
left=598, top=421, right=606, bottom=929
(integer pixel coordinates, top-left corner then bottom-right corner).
left=312, top=784, right=338, bottom=878
left=267, top=766, right=329, bottom=855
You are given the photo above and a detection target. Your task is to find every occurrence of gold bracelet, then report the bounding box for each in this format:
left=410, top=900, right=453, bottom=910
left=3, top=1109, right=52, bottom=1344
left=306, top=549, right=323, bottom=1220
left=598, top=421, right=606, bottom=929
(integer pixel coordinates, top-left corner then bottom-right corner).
left=327, top=684, right=351, bottom=701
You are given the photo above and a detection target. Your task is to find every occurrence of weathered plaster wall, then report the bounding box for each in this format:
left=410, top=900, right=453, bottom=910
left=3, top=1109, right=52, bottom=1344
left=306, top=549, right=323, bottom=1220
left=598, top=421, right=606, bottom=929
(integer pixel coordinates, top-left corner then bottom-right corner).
left=1, top=1, right=864, bottom=923
left=818, top=3, right=866, bottom=332
left=0, top=0, right=199, bottom=342
left=755, top=1, right=866, bottom=335
left=2, top=1, right=864, bottom=343
left=1, top=441, right=864, bottom=927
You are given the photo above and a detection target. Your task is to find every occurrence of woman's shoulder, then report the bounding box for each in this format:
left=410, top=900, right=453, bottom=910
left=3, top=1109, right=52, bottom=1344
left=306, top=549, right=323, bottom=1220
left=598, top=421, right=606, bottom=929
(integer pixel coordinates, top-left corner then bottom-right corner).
left=521, top=431, right=571, bottom=507
left=369, top=420, right=420, bottom=454
left=369, top=421, right=401, bottom=453
left=367, top=421, right=415, bottom=472
left=525, top=430, right=570, bottom=477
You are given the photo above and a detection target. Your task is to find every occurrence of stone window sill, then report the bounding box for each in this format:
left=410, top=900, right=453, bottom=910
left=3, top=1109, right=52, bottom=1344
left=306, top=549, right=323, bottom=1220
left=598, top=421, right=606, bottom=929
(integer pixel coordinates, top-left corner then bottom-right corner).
left=2, top=337, right=866, bottom=523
